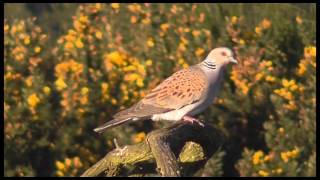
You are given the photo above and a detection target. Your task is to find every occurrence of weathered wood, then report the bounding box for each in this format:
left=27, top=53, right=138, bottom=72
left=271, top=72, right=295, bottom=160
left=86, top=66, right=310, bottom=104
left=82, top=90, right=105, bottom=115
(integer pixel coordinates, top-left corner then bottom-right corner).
left=81, top=122, right=224, bottom=177
left=81, top=142, right=153, bottom=177
left=146, top=128, right=181, bottom=176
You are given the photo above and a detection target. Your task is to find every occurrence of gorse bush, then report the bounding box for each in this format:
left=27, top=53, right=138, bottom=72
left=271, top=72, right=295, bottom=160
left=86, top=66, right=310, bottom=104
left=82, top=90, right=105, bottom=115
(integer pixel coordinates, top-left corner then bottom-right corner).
left=4, top=3, right=316, bottom=177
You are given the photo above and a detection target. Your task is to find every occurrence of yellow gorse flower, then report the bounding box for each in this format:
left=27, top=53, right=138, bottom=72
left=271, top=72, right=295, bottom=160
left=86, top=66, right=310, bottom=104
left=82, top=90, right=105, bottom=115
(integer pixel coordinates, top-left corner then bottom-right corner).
left=254, top=18, right=271, bottom=37
left=124, top=73, right=140, bottom=82
left=261, top=18, right=271, bottom=29
left=95, top=31, right=103, bottom=39
left=95, top=3, right=102, bottom=10
left=281, top=147, right=300, bottom=163
left=231, top=16, right=238, bottom=24
left=239, top=39, right=245, bottom=45
left=73, top=157, right=83, bottom=168
left=128, top=4, right=141, bottom=13
left=65, top=158, right=72, bottom=168
left=195, top=48, right=205, bottom=57
left=136, top=78, right=144, bottom=87
left=55, top=78, right=67, bottom=91
left=160, top=23, right=170, bottom=32
left=177, top=58, right=189, bottom=68
left=133, top=132, right=146, bottom=143
left=142, top=18, right=151, bottom=25
left=111, top=98, right=117, bottom=105
left=24, top=36, right=30, bottom=45
left=27, top=93, right=40, bottom=107
left=80, top=96, right=88, bottom=105
left=274, top=78, right=300, bottom=104
left=178, top=43, right=186, bottom=52
left=55, top=161, right=65, bottom=171
left=147, top=38, right=155, bottom=47
left=54, top=157, right=83, bottom=176
left=25, top=76, right=33, bottom=87
left=264, top=155, right=271, bottom=162
left=68, top=29, right=77, bottom=36
left=105, top=51, right=126, bottom=66
left=101, top=83, right=110, bottom=100
left=274, top=89, right=293, bottom=101
left=297, top=46, right=316, bottom=76
left=79, top=15, right=89, bottom=24
left=101, top=83, right=109, bottom=91
left=81, top=87, right=89, bottom=95
left=258, top=170, right=269, bottom=177
left=252, top=150, right=264, bottom=165
left=276, top=168, right=283, bottom=174
left=70, top=61, right=84, bottom=73
left=304, top=46, right=316, bottom=58
left=296, top=16, right=303, bottom=24
left=265, top=61, right=272, bottom=67
left=231, top=71, right=250, bottom=95
left=265, top=75, right=275, bottom=82
left=65, top=34, right=75, bottom=42
left=56, top=170, right=64, bottom=177
left=75, top=38, right=84, bottom=48
left=282, top=79, right=295, bottom=88
left=34, top=46, right=41, bottom=53
left=4, top=24, right=9, bottom=32
left=255, top=27, right=262, bottom=35
left=12, top=46, right=27, bottom=61
left=281, top=152, right=289, bottom=163
left=297, top=62, right=307, bottom=76
left=64, top=42, right=74, bottom=50
left=43, top=86, right=51, bottom=95
left=123, top=65, right=136, bottom=72
left=183, top=28, right=190, bottom=33
left=278, top=127, right=285, bottom=134
left=255, top=73, right=263, bottom=81
left=55, top=60, right=84, bottom=77
left=192, top=30, right=201, bottom=37
left=180, top=37, right=189, bottom=45
left=111, top=3, right=120, bottom=10
left=252, top=151, right=274, bottom=165
left=130, top=16, right=138, bottom=24
left=146, top=59, right=153, bottom=66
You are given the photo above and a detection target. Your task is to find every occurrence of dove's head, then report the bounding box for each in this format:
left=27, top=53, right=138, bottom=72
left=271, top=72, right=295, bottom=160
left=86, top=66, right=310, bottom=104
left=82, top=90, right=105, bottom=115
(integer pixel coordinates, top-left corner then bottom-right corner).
left=205, top=47, right=238, bottom=66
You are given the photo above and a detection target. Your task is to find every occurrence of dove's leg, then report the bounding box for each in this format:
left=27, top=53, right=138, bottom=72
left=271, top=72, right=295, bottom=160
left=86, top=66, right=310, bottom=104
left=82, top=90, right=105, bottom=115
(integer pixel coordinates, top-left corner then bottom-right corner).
left=182, top=115, right=204, bottom=127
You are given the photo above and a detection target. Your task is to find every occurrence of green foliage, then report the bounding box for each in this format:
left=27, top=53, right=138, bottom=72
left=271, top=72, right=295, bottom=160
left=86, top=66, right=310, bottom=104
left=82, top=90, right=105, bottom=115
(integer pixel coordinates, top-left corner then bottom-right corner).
left=200, top=150, right=226, bottom=177
left=4, top=3, right=316, bottom=177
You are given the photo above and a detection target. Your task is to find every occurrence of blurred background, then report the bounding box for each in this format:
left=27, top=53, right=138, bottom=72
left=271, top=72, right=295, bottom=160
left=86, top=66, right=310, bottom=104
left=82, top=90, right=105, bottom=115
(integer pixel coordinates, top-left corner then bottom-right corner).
left=4, top=3, right=316, bottom=177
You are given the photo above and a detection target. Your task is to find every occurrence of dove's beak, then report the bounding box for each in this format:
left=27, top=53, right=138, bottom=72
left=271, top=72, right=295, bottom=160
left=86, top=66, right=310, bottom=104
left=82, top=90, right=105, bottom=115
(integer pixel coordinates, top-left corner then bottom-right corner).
left=229, top=57, right=238, bottom=64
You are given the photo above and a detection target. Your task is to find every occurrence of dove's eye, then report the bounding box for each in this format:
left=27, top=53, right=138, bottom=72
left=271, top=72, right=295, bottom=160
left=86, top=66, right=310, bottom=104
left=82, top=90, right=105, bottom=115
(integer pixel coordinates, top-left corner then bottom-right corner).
left=221, top=52, right=227, bottom=56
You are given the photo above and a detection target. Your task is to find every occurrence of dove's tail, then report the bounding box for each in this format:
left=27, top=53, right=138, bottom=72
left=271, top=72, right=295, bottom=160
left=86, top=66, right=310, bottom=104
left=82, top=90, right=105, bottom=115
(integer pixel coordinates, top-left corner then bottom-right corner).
left=93, top=118, right=133, bottom=133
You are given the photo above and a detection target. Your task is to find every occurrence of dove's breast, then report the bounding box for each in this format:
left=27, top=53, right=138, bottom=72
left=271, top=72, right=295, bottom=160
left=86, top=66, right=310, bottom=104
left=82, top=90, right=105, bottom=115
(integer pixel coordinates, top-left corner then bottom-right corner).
left=187, top=67, right=225, bottom=116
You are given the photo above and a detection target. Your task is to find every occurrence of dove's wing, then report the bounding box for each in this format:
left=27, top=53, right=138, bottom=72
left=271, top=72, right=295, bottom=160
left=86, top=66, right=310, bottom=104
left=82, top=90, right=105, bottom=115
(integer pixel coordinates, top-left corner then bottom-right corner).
left=113, top=66, right=208, bottom=120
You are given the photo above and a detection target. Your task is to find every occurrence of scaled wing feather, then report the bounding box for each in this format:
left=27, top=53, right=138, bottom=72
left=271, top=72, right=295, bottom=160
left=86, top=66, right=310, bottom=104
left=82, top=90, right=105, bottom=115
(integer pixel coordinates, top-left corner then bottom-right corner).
left=113, top=67, right=208, bottom=120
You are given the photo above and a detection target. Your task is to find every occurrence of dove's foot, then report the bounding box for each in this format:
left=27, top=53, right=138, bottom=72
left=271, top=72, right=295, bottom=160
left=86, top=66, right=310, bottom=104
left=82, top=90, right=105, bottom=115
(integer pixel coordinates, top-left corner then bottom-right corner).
left=182, top=115, right=204, bottom=127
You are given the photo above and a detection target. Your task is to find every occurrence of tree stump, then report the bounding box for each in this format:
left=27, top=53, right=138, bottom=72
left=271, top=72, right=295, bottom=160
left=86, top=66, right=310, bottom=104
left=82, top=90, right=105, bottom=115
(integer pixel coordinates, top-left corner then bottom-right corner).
left=81, top=122, right=224, bottom=177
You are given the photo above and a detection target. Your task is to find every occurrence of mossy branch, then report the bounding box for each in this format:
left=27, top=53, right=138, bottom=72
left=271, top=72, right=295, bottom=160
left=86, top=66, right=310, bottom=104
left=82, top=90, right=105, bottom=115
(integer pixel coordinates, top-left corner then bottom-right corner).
left=81, top=122, right=224, bottom=177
